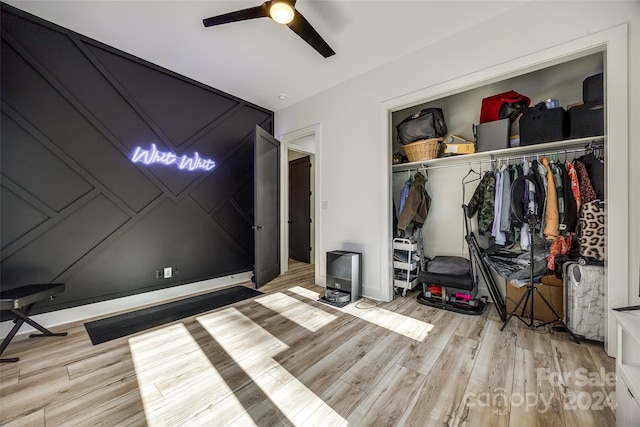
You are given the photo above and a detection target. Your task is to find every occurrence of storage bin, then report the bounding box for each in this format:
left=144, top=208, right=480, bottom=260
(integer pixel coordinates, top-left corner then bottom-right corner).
left=474, top=118, right=510, bottom=152
left=583, top=73, right=604, bottom=104
left=519, top=106, right=567, bottom=145
left=568, top=102, right=604, bottom=139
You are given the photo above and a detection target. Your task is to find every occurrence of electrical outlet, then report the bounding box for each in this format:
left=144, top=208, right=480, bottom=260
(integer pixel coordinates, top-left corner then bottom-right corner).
left=164, top=267, right=172, bottom=279
left=156, top=269, right=164, bottom=279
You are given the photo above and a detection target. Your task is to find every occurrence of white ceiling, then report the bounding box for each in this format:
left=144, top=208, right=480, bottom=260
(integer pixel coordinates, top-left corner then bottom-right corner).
left=5, top=1, right=525, bottom=111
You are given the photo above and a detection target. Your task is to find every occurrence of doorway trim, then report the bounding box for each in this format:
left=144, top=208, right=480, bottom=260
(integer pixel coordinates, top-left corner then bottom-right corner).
left=278, top=123, right=321, bottom=281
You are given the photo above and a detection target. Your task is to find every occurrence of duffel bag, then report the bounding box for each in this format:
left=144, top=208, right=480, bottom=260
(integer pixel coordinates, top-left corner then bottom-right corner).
left=479, top=90, right=530, bottom=124
left=396, top=108, right=447, bottom=145
left=426, top=256, right=470, bottom=276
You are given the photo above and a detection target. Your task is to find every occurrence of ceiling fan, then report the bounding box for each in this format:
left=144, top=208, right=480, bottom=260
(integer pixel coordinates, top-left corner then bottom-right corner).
left=202, top=0, right=335, bottom=58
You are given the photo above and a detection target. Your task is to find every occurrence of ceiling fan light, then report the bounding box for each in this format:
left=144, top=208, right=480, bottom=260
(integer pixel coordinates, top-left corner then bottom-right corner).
left=270, top=2, right=295, bottom=24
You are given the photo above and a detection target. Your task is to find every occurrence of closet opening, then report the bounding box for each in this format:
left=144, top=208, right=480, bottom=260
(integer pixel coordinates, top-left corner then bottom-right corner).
left=382, top=24, right=628, bottom=357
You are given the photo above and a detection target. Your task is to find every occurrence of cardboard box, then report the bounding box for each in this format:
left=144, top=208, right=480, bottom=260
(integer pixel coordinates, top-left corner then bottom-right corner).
left=444, top=142, right=475, bottom=155
left=506, top=273, right=563, bottom=323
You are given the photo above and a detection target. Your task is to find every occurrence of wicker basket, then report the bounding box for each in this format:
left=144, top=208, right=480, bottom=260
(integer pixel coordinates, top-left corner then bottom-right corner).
left=402, top=138, right=443, bottom=162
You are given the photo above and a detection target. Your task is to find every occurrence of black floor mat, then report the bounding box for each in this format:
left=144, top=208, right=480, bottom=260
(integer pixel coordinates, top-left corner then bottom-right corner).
left=84, top=286, right=262, bottom=345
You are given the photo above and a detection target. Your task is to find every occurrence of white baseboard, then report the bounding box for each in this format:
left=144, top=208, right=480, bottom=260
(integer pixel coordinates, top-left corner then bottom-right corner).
left=1, top=272, right=253, bottom=339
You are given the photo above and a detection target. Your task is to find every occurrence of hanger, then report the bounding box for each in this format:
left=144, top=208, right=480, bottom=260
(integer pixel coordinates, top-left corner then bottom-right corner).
left=461, top=163, right=481, bottom=203
left=585, top=141, right=595, bottom=155
left=462, top=163, right=481, bottom=185
left=422, top=168, right=429, bottom=181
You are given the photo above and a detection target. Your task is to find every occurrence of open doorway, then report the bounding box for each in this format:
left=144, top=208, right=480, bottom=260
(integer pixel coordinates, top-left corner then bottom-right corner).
left=288, top=152, right=311, bottom=263
left=287, top=149, right=315, bottom=265
left=280, top=124, right=319, bottom=277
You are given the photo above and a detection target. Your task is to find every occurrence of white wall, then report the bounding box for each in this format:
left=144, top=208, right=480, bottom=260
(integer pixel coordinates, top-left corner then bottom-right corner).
left=275, top=1, right=640, bottom=315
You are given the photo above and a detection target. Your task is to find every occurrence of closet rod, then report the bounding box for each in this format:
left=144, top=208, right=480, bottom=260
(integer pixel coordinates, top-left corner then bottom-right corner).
left=392, top=144, right=603, bottom=173
left=489, top=144, right=604, bottom=164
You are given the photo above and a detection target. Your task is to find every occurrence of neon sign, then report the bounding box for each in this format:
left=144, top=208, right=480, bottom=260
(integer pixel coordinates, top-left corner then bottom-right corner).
left=131, top=144, right=215, bottom=172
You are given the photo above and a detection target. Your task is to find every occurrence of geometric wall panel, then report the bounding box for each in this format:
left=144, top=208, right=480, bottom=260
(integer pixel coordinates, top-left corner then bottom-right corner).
left=87, top=44, right=242, bottom=149
left=1, top=112, right=94, bottom=213
left=1, top=193, right=131, bottom=287
left=0, top=185, right=49, bottom=249
left=190, top=140, right=254, bottom=213
left=48, top=197, right=253, bottom=310
left=0, top=3, right=274, bottom=314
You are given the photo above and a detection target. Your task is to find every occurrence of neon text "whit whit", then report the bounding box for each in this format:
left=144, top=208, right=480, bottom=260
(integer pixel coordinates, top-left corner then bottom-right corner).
left=131, top=144, right=216, bottom=172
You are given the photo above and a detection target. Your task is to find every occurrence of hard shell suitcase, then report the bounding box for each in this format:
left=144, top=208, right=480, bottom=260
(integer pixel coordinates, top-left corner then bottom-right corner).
left=563, top=262, right=605, bottom=341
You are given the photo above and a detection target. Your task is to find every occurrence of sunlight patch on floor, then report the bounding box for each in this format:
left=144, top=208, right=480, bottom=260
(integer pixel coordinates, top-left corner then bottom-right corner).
left=287, top=285, right=323, bottom=300
left=128, top=323, right=247, bottom=426
left=288, top=285, right=434, bottom=342
left=254, top=292, right=338, bottom=332
left=198, top=307, right=348, bottom=426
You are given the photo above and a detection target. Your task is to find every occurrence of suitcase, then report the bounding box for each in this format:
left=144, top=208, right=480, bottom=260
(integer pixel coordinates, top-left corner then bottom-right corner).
left=563, top=262, right=605, bottom=341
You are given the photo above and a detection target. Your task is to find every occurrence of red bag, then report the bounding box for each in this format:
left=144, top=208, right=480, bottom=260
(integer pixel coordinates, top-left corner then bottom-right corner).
left=479, top=91, right=531, bottom=124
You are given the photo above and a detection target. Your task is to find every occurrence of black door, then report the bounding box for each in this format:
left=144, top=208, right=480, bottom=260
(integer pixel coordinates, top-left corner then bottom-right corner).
left=254, top=125, right=280, bottom=288
left=289, top=156, right=311, bottom=263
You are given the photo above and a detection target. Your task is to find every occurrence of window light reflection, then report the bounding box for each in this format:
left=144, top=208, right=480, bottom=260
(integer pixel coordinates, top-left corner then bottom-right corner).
left=254, top=292, right=338, bottom=332
left=128, top=323, right=248, bottom=426
left=287, top=286, right=435, bottom=342
left=197, top=308, right=347, bottom=426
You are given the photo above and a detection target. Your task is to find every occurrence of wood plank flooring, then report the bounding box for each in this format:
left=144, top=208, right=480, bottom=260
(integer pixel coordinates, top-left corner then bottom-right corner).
left=0, top=260, right=615, bottom=426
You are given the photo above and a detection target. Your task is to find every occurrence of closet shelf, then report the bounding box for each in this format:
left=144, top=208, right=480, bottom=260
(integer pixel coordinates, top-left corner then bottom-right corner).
left=392, top=135, right=605, bottom=172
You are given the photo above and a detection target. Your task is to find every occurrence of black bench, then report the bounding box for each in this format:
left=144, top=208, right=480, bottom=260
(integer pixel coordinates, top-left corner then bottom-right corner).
left=1, top=283, right=67, bottom=363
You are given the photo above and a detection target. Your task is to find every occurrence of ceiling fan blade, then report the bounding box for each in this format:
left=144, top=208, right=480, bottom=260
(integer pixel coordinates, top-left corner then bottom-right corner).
left=203, top=4, right=269, bottom=27
left=287, top=10, right=335, bottom=58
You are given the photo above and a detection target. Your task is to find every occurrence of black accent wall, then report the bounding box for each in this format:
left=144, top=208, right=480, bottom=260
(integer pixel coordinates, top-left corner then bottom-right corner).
left=0, top=4, right=274, bottom=313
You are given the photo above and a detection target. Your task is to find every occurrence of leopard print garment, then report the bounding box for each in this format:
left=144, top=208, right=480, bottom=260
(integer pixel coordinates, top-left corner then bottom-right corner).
left=578, top=200, right=606, bottom=261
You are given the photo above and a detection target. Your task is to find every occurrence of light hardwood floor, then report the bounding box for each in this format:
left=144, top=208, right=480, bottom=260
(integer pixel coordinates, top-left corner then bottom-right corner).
left=0, top=260, right=615, bottom=426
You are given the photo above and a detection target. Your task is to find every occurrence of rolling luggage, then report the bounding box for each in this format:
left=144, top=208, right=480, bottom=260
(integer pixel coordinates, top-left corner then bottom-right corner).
left=563, top=262, right=605, bottom=341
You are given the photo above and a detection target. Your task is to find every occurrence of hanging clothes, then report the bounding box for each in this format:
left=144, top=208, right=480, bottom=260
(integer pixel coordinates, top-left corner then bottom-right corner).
left=397, top=171, right=431, bottom=231
left=581, top=152, right=605, bottom=200
left=520, top=161, right=532, bottom=250
left=398, top=175, right=413, bottom=217
left=499, top=166, right=512, bottom=234
left=574, top=159, right=598, bottom=204
left=559, top=162, right=578, bottom=234
left=492, top=169, right=506, bottom=245
left=547, top=235, right=574, bottom=270
left=551, top=162, right=566, bottom=234
left=510, top=164, right=524, bottom=231
left=467, top=171, right=496, bottom=236
left=541, top=157, right=559, bottom=241
left=566, top=161, right=582, bottom=212
left=533, top=160, right=548, bottom=234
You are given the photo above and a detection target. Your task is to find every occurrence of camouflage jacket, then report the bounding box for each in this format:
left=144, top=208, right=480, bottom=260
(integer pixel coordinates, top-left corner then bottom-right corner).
left=467, top=171, right=496, bottom=235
